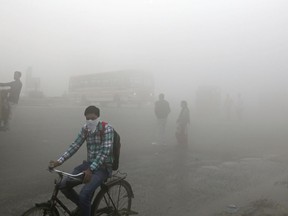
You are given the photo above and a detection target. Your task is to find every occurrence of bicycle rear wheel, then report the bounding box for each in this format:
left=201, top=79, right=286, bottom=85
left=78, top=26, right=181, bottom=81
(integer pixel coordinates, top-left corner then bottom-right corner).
left=21, top=206, right=59, bottom=216
left=92, top=179, right=133, bottom=216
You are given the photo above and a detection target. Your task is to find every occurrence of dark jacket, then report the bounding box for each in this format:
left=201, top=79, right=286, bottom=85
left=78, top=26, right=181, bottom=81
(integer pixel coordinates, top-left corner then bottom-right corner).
left=177, top=107, right=190, bottom=126
left=0, top=79, right=22, bottom=104
left=154, top=100, right=171, bottom=119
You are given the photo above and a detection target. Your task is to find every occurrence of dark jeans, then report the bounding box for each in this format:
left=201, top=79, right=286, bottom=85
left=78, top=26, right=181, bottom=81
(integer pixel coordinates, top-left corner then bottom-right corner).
left=59, top=161, right=109, bottom=216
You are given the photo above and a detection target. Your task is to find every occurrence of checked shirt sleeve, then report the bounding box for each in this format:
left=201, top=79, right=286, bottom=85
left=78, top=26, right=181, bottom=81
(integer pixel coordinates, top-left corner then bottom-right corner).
left=90, top=125, right=113, bottom=171
left=57, top=128, right=87, bottom=164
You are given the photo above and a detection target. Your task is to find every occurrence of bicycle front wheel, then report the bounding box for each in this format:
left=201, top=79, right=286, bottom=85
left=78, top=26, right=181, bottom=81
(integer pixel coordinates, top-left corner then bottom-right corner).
left=21, top=206, right=59, bottom=216
left=92, top=179, right=133, bottom=216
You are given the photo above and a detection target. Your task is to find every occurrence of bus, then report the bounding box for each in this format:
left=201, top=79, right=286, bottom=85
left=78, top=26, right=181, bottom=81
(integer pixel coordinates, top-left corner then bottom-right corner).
left=68, top=70, right=154, bottom=106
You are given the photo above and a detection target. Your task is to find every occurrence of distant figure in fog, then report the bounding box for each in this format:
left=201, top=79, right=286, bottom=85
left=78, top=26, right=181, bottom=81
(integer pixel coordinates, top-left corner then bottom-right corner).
left=235, top=93, right=244, bottom=120
left=0, top=71, right=22, bottom=130
left=0, top=71, right=22, bottom=104
left=223, top=94, right=234, bottom=120
left=154, top=93, right=171, bottom=144
left=49, top=105, right=114, bottom=216
left=0, top=90, right=11, bottom=131
left=175, top=100, right=190, bottom=146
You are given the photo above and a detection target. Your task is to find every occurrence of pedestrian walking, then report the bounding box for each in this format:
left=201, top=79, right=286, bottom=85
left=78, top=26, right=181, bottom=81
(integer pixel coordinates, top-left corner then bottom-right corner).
left=175, top=100, right=190, bottom=146
left=154, top=93, right=171, bottom=145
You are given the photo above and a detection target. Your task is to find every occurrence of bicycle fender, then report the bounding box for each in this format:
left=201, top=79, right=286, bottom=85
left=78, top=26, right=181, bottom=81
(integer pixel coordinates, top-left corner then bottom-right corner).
left=124, top=180, right=135, bottom=198
left=106, top=179, right=134, bottom=198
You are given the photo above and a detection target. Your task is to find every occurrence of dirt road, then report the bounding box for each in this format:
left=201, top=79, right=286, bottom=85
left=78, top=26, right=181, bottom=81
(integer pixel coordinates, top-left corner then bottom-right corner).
left=1, top=102, right=288, bottom=215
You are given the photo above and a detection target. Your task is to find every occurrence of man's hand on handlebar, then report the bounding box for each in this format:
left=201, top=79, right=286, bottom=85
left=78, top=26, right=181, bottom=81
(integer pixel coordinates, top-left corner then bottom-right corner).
left=83, top=168, right=92, bottom=183
left=48, top=161, right=90, bottom=183
left=48, top=160, right=61, bottom=171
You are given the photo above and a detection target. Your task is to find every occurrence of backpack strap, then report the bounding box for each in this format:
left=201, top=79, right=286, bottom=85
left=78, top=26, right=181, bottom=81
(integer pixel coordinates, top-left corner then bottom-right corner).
left=100, top=121, right=107, bottom=135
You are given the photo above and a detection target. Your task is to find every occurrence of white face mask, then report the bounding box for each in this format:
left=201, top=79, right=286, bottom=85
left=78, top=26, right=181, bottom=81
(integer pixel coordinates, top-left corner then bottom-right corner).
left=86, top=119, right=99, bottom=133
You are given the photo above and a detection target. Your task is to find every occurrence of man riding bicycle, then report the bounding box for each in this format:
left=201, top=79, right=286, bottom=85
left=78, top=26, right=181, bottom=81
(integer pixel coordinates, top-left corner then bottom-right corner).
left=49, top=105, right=115, bottom=216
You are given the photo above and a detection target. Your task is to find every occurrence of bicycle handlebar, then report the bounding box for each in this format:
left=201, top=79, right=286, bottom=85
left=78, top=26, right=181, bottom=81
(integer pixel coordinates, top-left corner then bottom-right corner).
left=49, top=168, right=84, bottom=180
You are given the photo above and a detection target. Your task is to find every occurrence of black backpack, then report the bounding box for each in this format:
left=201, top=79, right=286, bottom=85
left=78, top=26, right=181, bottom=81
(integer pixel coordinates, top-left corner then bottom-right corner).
left=101, top=122, right=121, bottom=171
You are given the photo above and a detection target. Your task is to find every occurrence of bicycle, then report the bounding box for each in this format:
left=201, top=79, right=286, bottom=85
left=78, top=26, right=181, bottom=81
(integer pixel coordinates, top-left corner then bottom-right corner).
left=21, top=168, right=138, bottom=216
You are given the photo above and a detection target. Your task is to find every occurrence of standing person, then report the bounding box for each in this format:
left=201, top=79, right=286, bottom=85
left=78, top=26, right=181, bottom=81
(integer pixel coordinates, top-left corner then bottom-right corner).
left=175, top=100, right=190, bottom=146
left=0, top=71, right=23, bottom=105
left=49, top=105, right=114, bottom=216
left=0, top=90, right=11, bottom=131
left=154, top=93, right=171, bottom=145
left=0, top=71, right=22, bottom=130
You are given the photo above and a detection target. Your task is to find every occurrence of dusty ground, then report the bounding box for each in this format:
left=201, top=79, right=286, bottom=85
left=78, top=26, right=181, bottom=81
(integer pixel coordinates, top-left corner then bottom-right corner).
left=1, top=101, right=288, bottom=215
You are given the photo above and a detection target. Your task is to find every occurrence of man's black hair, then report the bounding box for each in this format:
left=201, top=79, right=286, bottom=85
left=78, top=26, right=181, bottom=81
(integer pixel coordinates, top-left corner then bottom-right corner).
left=15, top=71, right=22, bottom=77
left=84, top=105, right=100, bottom=117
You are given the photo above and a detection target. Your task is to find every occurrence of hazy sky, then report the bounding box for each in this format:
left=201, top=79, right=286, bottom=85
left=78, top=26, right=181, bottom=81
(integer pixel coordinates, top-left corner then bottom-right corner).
left=0, top=0, right=287, bottom=99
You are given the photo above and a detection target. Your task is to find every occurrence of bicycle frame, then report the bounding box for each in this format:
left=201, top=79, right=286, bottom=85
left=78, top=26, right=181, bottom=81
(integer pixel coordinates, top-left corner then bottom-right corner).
left=34, top=169, right=84, bottom=215
left=22, top=166, right=137, bottom=216
left=41, top=169, right=131, bottom=216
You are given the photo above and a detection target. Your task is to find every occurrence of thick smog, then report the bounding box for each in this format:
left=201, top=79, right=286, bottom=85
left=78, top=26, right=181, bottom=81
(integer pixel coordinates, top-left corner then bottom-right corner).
left=1, top=1, right=288, bottom=216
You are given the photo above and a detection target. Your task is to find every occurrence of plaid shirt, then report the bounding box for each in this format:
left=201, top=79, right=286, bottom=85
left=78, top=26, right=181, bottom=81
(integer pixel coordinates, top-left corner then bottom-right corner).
left=57, top=121, right=114, bottom=171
